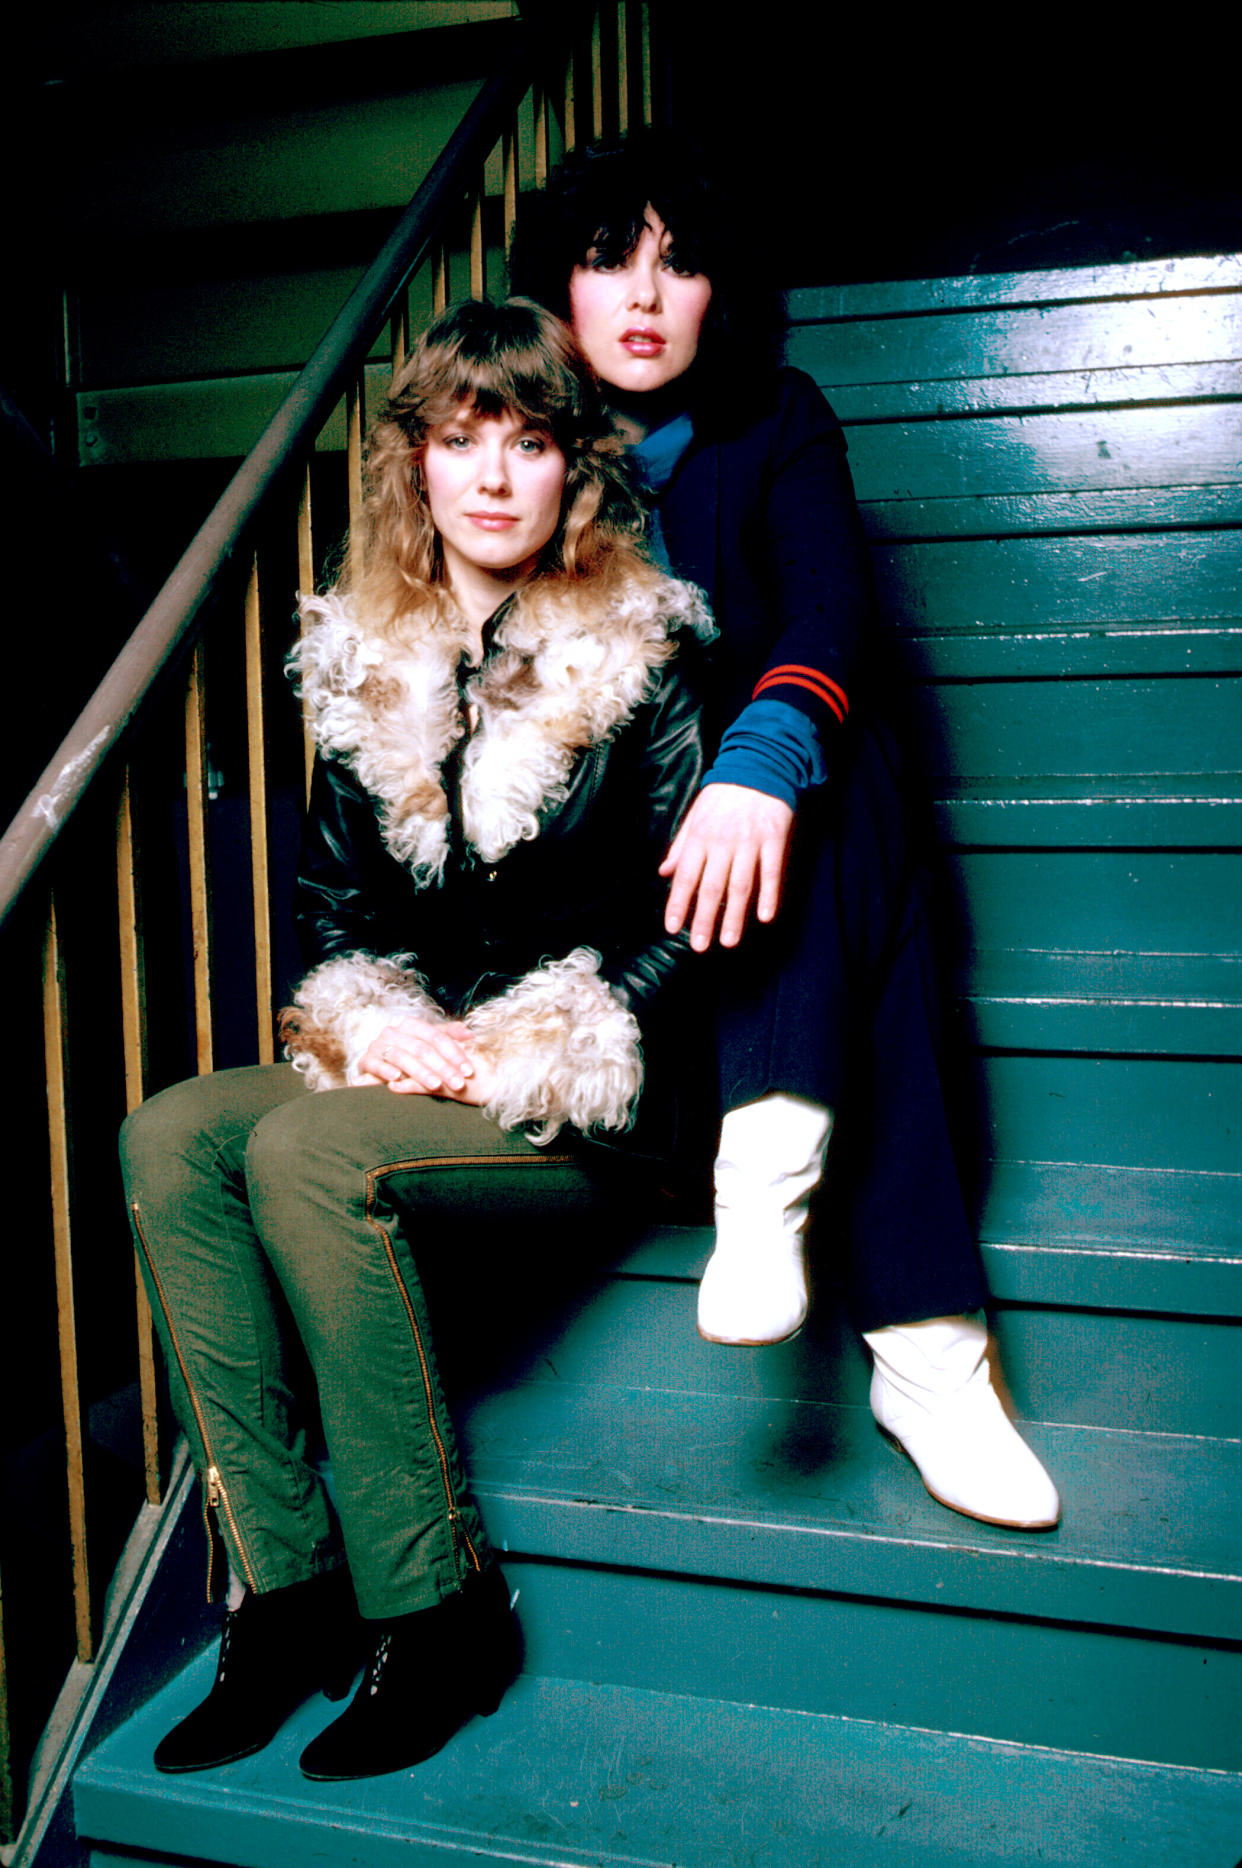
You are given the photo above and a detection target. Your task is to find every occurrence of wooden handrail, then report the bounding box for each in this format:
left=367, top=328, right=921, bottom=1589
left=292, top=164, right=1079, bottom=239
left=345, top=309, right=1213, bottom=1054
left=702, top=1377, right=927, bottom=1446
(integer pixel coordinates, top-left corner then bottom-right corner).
left=0, top=35, right=532, bottom=932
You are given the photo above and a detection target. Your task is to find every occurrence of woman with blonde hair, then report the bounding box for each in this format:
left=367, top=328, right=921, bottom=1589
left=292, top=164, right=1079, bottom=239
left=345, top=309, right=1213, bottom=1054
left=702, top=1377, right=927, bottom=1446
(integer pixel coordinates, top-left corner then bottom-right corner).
left=120, top=297, right=709, bottom=1782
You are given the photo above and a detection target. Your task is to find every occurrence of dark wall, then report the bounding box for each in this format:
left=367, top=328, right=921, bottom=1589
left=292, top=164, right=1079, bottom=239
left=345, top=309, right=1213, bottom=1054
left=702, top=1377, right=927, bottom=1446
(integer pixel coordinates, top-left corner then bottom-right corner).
left=659, top=13, right=1241, bottom=284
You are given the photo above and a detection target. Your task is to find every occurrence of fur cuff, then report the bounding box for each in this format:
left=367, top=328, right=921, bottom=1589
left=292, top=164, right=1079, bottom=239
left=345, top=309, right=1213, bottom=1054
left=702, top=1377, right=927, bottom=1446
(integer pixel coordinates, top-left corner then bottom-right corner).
left=279, top=952, right=443, bottom=1090
left=464, top=948, right=643, bottom=1144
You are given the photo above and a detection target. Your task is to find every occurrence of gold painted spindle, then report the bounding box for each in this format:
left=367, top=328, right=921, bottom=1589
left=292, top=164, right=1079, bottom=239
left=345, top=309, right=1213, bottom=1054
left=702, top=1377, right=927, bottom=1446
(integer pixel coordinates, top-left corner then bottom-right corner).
left=470, top=181, right=485, bottom=300
left=534, top=81, right=549, bottom=187
left=184, top=642, right=214, bottom=1076
left=591, top=6, right=604, bottom=140
left=43, top=896, right=94, bottom=1662
left=298, top=467, right=316, bottom=802
left=346, top=372, right=365, bottom=534
left=244, top=558, right=274, bottom=1063
left=390, top=290, right=410, bottom=374
left=641, top=1, right=653, bottom=126
left=617, top=0, right=631, bottom=135
left=116, top=769, right=161, bottom=1505
left=502, top=119, right=519, bottom=261
left=564, top=35, right=576, bottom=153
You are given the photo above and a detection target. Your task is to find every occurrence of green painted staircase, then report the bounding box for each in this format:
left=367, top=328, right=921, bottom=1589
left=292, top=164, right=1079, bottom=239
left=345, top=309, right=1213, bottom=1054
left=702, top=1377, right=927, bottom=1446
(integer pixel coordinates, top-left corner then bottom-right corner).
left=55, top=253, right=1242, bottom=1865
left=71, top=1218, right=1242, bottom=1865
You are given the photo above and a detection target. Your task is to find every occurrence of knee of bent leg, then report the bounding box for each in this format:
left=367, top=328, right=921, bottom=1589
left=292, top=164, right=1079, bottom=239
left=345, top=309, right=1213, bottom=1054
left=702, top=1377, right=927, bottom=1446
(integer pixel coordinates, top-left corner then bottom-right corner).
left=242, top=1089, right=336, bottom=1202
left=120, top=1076, right=216, bottom=1187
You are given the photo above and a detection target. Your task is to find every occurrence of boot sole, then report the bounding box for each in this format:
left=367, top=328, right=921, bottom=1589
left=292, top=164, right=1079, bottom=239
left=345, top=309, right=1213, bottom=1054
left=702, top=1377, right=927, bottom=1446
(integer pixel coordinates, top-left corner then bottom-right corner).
left=875, top=1423, right=1061, bottom=1531
left=697, top=1321, right=805, bottom=1347
left=155, top=1732, right=275, bottom=1774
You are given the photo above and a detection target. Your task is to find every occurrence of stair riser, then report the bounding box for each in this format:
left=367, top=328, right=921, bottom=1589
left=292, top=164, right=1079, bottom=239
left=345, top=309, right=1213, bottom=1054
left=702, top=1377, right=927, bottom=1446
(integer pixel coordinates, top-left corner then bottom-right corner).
left=505, top=1557, right=1242, bottom=1772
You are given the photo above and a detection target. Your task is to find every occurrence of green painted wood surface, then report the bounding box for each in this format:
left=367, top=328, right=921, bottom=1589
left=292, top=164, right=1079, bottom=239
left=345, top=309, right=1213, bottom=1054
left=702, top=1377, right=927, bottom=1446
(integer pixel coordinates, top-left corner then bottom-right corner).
left=787, top=294, right=1242, bottom=390
left=849, top=406, right=1242, bottom=506
left=946, top=849, right=1242, bottom=1055
left=505, top=1563, right=1242, bottom=1772
left=450, top=1261, right=1241, bottom=1434
left=787, top=252, right=1242, bottom=320
left=875, top=533, right=1242, bottom=654
left=631, top=1210, right=1242, bottom=1317
left=864, top=484, right=1242, bottom=539
left=911, top=678, right=1241, bottom=781
left=455, top=1380, right=1242, bottom=1640
left=823, top=361, right=1242, bottom=423
left=74, top=1670, right=1242, bottom=1868
left=78, top=267, right=390, bottom=387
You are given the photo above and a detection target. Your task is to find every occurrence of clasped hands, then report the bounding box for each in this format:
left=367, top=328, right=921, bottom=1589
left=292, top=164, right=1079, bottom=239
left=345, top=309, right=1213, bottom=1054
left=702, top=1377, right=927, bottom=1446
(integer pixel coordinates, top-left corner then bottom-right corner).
left=659, top=782, right=794, bottom=950
left=355, top=1019, right=496, bottom=1102
left=357, top=784, right=789, bottom=1096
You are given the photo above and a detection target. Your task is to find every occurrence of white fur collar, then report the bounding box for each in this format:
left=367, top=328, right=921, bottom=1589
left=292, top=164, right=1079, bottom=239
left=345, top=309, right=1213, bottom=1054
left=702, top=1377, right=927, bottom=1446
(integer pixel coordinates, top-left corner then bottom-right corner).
left=293, top=569, right=711, bottom=887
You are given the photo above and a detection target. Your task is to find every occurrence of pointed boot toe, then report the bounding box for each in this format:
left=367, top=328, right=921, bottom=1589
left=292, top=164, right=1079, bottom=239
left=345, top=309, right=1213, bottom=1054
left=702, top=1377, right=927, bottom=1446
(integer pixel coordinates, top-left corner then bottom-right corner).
left=154, top=1567, right=363, bottom=1774
left=300, top=1563, right=520, bottom=1782
left=865, top=1314, right=1061, bottom=1531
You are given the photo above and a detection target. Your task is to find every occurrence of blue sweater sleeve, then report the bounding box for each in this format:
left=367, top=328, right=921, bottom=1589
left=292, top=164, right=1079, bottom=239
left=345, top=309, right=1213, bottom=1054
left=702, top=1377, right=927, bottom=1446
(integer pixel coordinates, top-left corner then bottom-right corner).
left=701, top=698, right=827, bottom=810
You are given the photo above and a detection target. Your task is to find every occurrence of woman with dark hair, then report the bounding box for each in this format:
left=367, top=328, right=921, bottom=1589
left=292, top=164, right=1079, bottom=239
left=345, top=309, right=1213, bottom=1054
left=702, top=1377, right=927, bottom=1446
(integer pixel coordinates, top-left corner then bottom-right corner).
left=514, top=136, right=1060, bottom=1532
left=119, top=297, right=708, bottom=1782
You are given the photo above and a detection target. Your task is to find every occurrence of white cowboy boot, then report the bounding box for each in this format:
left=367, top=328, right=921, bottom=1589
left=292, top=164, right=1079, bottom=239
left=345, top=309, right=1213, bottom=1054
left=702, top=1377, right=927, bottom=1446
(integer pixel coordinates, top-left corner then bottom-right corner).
left=864, top=1312, right=1060, bottom=1529
left=697, top=1093, right=833, bottom=1345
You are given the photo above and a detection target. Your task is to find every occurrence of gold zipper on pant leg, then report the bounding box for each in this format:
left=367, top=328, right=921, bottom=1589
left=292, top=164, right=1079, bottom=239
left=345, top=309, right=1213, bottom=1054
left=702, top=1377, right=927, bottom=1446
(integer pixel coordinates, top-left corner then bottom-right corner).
left=131, top=1200, right=260, bottom=1598
left=365, top=1152, right=575, bottom=1578
left=373, top=1212, right=481, bottom=1574
left=363, top=1159, right=555, bottom=1579
left=363, top=1151, right=572, bottom=1570
left=200, top=1491, right=217, bottom=1603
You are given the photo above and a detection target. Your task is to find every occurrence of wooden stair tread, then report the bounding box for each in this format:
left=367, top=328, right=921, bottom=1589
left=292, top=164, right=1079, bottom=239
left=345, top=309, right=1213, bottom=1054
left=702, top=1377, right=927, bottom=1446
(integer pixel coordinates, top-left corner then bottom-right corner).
left=458, top=1380, right=1242, bottom=1641
left=75, top=1668, right=1242, bottom=1868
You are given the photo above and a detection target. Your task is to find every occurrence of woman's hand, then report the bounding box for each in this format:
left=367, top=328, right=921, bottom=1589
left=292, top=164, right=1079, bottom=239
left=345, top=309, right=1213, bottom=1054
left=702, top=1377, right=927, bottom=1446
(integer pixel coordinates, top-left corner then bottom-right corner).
left=355, top=1018, right=494, bottom=1103
left=659, top=784, right=795, bottom=950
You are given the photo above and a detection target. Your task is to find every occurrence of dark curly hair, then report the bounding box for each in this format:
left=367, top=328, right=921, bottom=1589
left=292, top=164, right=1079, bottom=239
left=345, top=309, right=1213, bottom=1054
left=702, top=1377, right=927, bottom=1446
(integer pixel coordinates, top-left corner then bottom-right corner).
left=510, top=131, right=784, bottom=421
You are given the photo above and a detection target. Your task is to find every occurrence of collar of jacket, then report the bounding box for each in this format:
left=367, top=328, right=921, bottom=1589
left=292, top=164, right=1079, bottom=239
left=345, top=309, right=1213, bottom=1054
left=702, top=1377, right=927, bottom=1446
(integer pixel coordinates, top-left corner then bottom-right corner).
left=293, top=567, right=711, bottom=888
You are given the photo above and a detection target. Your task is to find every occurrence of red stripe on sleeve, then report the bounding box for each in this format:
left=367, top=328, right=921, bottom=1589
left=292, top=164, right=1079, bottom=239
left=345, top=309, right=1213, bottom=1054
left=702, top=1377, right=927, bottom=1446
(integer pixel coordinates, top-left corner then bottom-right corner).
left=753, top=664, right=848, bottom=725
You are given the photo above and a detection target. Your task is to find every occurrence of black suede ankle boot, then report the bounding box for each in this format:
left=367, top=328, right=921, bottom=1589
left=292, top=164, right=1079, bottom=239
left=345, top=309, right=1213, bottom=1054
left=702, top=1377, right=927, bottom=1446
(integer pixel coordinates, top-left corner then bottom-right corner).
left=299, top=1562, right=521, bottom=1782
left=154, top=1567, right=364, bottom=1773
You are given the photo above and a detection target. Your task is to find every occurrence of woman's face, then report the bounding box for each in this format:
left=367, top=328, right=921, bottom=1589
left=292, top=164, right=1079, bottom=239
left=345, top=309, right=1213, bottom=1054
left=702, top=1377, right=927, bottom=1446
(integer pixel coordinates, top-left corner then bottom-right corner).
left=568, top=207, right=712, bottom=397
left=422, top=405, right=567, bottom=592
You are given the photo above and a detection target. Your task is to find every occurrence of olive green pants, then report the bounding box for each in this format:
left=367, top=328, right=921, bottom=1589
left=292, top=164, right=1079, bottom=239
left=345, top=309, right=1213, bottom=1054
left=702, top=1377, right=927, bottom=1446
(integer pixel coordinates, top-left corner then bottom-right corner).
left=120, top=1065, right=615, bottom=1619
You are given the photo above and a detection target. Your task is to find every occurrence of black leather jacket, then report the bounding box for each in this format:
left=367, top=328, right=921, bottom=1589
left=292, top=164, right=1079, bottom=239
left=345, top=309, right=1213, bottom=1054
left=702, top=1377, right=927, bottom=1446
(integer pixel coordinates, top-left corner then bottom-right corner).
left=294, top=628, right=708, bottom=1152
